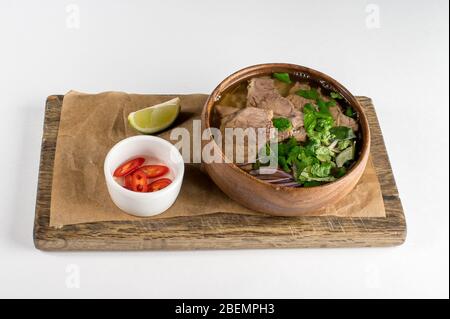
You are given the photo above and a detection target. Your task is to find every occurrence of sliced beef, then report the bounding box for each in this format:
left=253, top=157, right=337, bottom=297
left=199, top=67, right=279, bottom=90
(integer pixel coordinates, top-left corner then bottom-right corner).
left=276, top=126, right=307, bottom=143
left=220, top=107, right=274, bottom=145
left=329, top=105, right=359, bottom=132
left=315, top=87, right=359, bottom=132
left=246, top=77, right=306, bottom=142
left=286, top=82, right=315, bottom=111
left=270, top=108, right=304, bottom=142
left=247, top=77, right=294, bottom=117
left=220, top=107, right=274, bottom=163
left=276, top=130, right=292, bottom=142
left=288, top=82, right=311, bottom=95
left=292, top=127, right=307, bottom=142
left=246, top=77, right=275, bottom=107
left=287, top=109, right=303, bottom=129
left=286, top=94, right=311, bottom=111
left=215, top=105, right=239, bottom=118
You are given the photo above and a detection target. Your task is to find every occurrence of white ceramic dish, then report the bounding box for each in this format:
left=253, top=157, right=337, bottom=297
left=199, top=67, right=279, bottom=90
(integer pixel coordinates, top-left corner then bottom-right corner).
left=104, top=135, right=184, bottom=217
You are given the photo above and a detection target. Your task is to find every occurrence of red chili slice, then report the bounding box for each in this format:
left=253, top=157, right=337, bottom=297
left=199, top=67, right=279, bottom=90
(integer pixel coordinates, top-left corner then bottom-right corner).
left=124, top=174, right=133, bottom=189
left=113, top=157, right=145, bottom=177
left=148, top=178, right=172, bottom=192
left=140, top=165, right=169, bottom=178
left=129, top=169, right=148, bottom=192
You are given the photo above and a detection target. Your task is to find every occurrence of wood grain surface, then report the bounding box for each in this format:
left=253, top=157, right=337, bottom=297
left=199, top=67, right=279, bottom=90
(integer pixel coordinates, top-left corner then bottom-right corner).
left=33, top=95, right=406, bottom=251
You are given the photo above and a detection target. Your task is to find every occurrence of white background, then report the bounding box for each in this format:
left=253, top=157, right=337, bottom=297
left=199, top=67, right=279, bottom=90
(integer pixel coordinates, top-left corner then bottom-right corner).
left=0, top=0, right=448, bottom=299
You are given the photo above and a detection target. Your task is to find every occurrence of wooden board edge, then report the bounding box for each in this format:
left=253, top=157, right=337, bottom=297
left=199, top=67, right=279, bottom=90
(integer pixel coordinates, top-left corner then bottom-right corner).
left=33, top=95, right=62, bottom=250
left=358, top=96, right=406, bottom=241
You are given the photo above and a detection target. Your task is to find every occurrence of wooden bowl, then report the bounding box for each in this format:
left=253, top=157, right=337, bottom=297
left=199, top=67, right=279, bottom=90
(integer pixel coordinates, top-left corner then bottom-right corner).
left=201, top=63, right=370, bottom=216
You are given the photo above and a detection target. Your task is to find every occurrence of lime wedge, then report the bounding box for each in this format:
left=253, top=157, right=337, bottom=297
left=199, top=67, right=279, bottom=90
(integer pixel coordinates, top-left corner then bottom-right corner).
left=128, top=97, right=181, bottom=134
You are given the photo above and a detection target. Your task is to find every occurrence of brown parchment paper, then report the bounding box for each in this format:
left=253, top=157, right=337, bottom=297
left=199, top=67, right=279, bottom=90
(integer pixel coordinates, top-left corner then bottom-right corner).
left=49, top=91, right=385, bottom=227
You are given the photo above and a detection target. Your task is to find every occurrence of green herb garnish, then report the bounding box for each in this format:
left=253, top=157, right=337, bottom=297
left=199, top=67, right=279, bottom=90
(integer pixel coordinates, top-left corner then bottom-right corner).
left=337, top=139, right=352, bottom=151
left=345, top=107, right=356, bottom=118
left=315, top=146, right=334, bottom=162
left=272, top=117, right=292, bottom=132
left=273, top=72, right=292, bottom=84
left=333, top=167, right=347, bottom=178
left=303, top=102, right=334, bottom=145
left=296, top=88, right=319, bottom=100
left=336, top=144, right=355, bottom=167
left=330, top=92, right=343, bottom=99
left=330, top=126, right=356, bottom=140
left=303, top=181, right=323, bottom=187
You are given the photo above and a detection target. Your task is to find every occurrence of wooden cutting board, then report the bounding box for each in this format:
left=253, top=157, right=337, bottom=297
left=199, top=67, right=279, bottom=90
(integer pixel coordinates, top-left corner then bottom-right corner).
left=34, top=95, right=406, bottom=250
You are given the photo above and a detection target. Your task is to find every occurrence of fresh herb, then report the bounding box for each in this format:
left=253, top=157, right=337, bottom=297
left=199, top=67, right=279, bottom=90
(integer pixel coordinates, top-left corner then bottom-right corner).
left=336, top=144, right=355, bottom=167
left=337, top=139, right=352, bottom=151
left=315, top=146, right=334, bottom=162
left=272, top=117, right=292, bottom=132
left=330, top=91, right=343, bottom=99
left=278, top=156, right=290, bottom=172
left=297, top=166, right=336, bottom=183
left=345, top=107, right=356, bottom=118
left=330, top=126, right=356, bottom=140
left=311, top=162, right=333, bottom=177
left=252, top=160, right=262, bottom=170
left=303, top=181, right=323, bottom=187
left=326, top=99, right=336, bottom=107
left=317, top=98, right=336, bottom=114
left=333, top=167, right=347, bottom=178
left=296, top=88, right=319, bottom=100
left=273, top=72, right=292, bottom=84
left=271, top=137, right=337, bottom=186
left=303, top=102, right=334, bottom=145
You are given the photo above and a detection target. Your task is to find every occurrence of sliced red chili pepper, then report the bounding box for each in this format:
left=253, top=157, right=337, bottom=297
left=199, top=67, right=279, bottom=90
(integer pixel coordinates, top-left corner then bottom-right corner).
left=124, top=174, right=133, bottom=189
left=140, top=165, right=169, bottom=178
left=129, top=169, right=148, bottom=192
left=113, top=157, right=145, bottom=177
left=148, top=178, right=172, bottom=192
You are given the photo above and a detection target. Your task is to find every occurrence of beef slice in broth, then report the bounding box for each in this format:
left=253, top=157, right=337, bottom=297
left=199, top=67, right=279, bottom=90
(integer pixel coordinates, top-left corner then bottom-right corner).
left=317, top=88, right=359, bottom=132
left=215, top=105, right=239, bottom=118
left=286, top=82, right=313, bottom=112
left=329, top=105, right=359, bottom=132
left=247, top=77, right=293, bottom=116
left=219, top=106, right=274, bottom=163
left=246, top=77, right=306, bottom=142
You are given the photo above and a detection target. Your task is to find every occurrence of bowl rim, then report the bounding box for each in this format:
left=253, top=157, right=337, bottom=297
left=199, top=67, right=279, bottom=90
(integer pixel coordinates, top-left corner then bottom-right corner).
left=104, top=135, right=185, bottom=198
left=201, top=63, right=371, bottom=193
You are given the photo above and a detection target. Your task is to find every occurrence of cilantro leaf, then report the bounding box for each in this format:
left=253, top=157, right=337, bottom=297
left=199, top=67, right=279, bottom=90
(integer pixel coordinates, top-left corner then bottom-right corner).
left=345, top=107, right=356, bottom=118
left=336, top=144, right=355, bottom=167
left=330, top=126, right=356, bottom=140
left=330, top=92, right=343, bottom=99
left=296, top=88, right=319, bottom=100
left=315, top=146, right=334, bottom=162
left=303, top=181, right=323, bottom=187
left=337, top=139, right=352, bottom=151
left=303, top=111, right=317, bottom=134
left=333, top=167, right=347, bottom=178
left=297, top=165, right=336, bottom=183
left=303, top=103, right=316, bottom=113
left=273, top=72, right=292, bottom=84
left=272, top=117, right=292, bottom=132
left=326, top=99, right=336, bottom=107
left=311, top=162, right=333, bottom=177
left=278, top=156, right=290, bottom=172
